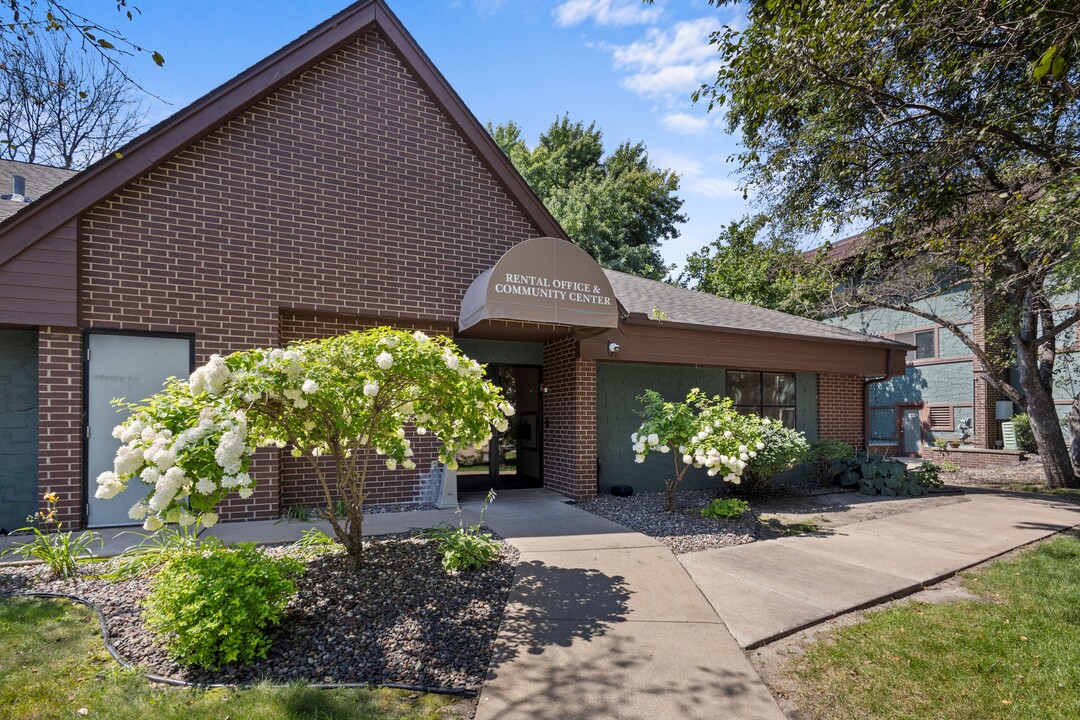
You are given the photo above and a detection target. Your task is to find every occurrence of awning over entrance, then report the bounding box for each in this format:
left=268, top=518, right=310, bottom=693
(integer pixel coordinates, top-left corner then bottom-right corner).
left=459, top=236, right=619, bottom=334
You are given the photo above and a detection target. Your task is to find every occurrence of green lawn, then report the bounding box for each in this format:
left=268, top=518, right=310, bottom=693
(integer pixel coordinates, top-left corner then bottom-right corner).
left=792, top=532, right=1080, bottom=720
left=1001, top=483, right=1080, bottom=504
left=0, top=596, right=465, bottom=720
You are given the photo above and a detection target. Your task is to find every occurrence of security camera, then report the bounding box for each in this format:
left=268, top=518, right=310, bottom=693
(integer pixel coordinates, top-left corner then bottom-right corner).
left=608, top=342, right=621, bottom=354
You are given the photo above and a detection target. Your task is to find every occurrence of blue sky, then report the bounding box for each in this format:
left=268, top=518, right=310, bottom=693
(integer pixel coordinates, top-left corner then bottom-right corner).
left=91, top=0, right=753, bottom=269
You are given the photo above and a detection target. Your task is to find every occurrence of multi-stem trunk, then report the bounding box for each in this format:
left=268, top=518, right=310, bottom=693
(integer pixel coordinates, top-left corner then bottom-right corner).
left=664, top=455, right=691, bottom=512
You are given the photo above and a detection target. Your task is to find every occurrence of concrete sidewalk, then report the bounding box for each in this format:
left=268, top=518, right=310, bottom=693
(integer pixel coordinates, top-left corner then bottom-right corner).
left=680, top=490, right=1080, bottom=649
left=467, top=489, right=785, bottom=720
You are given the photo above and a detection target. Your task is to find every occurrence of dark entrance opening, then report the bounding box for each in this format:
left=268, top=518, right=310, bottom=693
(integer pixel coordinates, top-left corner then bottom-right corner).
left=457, top=364, right=543, bottom=492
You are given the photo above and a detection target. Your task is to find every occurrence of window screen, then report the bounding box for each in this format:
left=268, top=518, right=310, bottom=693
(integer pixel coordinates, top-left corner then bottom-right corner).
left=914, top=330, right=935, bottom=359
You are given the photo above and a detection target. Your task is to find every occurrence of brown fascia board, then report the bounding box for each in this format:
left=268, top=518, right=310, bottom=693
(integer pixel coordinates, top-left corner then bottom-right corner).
left=620, top=312, right=912, bottom=352
left=0, top=0, right=566, bottom=267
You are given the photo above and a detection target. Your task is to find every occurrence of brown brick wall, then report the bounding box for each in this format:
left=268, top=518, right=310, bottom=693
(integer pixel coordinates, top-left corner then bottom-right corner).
left=818, top=372, right=865, bottom=450
left=542, top=335, right=597, bottom=499
left=926, top=447, right=1027, bottom=469
left=50, top=27, right=541, bottom=525
left=37, top=328, right=82, bottom=526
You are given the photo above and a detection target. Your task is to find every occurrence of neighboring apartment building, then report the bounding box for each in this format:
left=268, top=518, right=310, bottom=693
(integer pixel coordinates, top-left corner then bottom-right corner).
left=822, top=235, right=1080, bottom=459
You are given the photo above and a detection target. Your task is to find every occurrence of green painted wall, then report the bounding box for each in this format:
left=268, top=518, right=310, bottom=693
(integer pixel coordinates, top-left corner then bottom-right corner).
left=596, top=362, right=818, bottom=494
left=453, top=339, right=543, bottom=366
left=0, top=329, right=38, bottom=533
left=870, top=361, right=974, bottom=406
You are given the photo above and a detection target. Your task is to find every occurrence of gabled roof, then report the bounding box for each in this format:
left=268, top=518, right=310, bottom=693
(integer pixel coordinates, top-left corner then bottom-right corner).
left=0, top=160, right=77, bottom=222
left=0, top=0, right=566, bottom=267
left=604, top=269, right=908, bottom=349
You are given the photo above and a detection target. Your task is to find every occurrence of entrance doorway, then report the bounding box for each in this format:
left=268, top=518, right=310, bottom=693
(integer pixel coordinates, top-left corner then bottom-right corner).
left=457, top=364, right=542, bottom=492
left=901, top=407, right=923, bottom=457
left=86, top=332, right=193, bottom=527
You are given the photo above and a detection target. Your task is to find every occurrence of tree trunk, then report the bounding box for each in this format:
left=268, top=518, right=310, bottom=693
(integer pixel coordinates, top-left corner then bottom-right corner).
left=1067, top=394, right=1080, bottom=479
left=1015, top=343, right=1078, bottom=488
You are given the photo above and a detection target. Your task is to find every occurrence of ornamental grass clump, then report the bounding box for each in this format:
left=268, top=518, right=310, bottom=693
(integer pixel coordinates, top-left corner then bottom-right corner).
left=632, top=389, right=763, bottom=512
left=97, top=328, right=512, bottom=569
left=143, top=543, right=302, bottom=669
left=0, top=492, right=100, bottom=579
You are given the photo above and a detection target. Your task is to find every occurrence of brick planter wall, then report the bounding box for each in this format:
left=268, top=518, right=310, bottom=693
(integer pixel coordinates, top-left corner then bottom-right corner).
left=926, top=447, right=1027, bottom=469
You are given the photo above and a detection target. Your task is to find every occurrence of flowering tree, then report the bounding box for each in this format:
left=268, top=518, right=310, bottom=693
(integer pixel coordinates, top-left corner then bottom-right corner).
left=632, top=389, right=764, bottom=512
left=97, top=329, right=513, bottom=569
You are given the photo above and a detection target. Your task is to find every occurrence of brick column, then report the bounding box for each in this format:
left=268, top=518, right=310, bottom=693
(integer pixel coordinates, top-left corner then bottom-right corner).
left=37, top=328, right=83, bottom=527
left=542, top=335, right=597, bottom=499
left=818, top=373, right=865, bottom=451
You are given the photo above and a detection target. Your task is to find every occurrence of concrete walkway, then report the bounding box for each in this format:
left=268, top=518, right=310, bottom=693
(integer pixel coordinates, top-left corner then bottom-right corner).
left=680, top=489, right=1080, bottom=649
left=466, top=489, right=785, bottom=720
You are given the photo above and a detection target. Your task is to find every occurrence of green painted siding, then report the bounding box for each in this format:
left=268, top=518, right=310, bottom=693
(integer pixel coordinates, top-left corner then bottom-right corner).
left=795, top=371, right=818, bottom=441
left=826, top=288, right=971, bottom=336
left=452, top=339, right=543, bottom=366
left=938, top=324, right=972, bottom=358
left=0, top=329, right=38, bottom=533
left=869, top=361, right=973, bottom=406
left=596, top=362, right=818, bottom=494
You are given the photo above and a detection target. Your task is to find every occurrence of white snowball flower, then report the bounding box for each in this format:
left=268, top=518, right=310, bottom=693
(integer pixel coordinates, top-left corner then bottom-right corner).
left=178, top=510, right=197, bottom=527
left=402, top=459, right=416, bottom=470
left=195, top=477, right=217, bottom=495
left=443, top=351, right=461, bottom=371
left=200, top=512, right=218, bottom=528
left=634, top=454, right=645, bottom=463
left=302, top=379, right=319, bottom=394
left=128, top=503, right=149, bottom=520
left=94, top=471, right=125, bottom=499
left=740, top=453, right=750, bottom=462
left=413, top=331, right=430, bottom=342
left=659, top=445, right=670, bottom=453
left=723, top=430, right=733, bottom=438
left=112, top=425, right=126, bottom=440
left=749, top=450, right=758, bottom=458
left=755, top=441, right=765, bottom=450
left=647, top=433, right=660, bottom=446
left=500, top=402, right=515, bottom=417
left=386, top=459, right=397, bottom=470
left=363, top=381, right=379, bottom=397
left=376, top=351, right=394, bottom=370
left=682, top=454, right=693, bottom=464
left=114, top=445, right=143, bottom=477
left=631, top=432, right=639, bottom=443
left=494, top=417, right=509, bottom=433
left=238, top=487, right=254, bottom=499
left=143, top=515, right=163, bottom=531
left=738, top=444, right=748, bottom=453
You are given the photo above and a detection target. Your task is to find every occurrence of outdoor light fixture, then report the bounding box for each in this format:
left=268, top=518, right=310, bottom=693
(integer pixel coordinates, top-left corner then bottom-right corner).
left=608, top=342, right=621, bottom=354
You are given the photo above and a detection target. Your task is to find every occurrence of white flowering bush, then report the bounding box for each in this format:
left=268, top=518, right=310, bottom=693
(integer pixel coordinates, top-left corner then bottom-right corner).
left=99, top=328, right=512, bottom=568
left=632, top=389, right=764, bottom=512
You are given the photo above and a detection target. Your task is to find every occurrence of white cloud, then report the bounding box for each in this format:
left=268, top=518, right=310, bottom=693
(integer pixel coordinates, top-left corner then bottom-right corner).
left=553, top=0, right=662, bottom=27
left=651, top=149, right=742, bottom=200
left=608, top=17, right=723, bottom=102
left=660, top=112, right=711, bottom=135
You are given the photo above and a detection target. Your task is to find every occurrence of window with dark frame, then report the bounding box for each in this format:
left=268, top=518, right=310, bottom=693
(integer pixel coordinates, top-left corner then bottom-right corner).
left=726, top=370, right=796, bottom=428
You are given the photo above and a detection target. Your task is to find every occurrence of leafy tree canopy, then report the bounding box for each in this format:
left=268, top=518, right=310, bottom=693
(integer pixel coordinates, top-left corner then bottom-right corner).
left=700, top=0, right=1080, bottom=487
left=489, top=116, right=686, bottom=281
left=683, top=214, right=832, bottom=319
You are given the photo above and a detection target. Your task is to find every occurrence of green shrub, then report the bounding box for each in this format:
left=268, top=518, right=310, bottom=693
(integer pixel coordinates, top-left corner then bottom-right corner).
left=699, top=498, right=752, bottom=519
left=143, top=543, right=302, bottom=668
left=1011, top=413, right=1038, bottom=452
left=418, top=488, right=501, bottom=572
left=421, top=525, right=501, bottom=572
left=737, top=421, right=810, bottom=496
left=836, top=456, right=927, bottom=496
left=933, top=437, right=950, bottom=449
left=909, top=461, right=945, bottom=489
left=289, top=528, right=342, bottom=559
left=807, top=440, right=854, bottom=484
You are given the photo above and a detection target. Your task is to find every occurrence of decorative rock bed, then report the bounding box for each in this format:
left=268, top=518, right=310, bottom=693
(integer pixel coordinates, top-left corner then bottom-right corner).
left=0, top=533, right=517, bottom=691
left=574, top=489, right=760, bottom=554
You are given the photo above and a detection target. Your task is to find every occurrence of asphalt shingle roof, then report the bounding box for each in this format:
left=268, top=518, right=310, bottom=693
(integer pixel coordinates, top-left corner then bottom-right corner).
left=603, top=269, right=905, bottom=348
left=0, top=159, right=78, bottom=222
